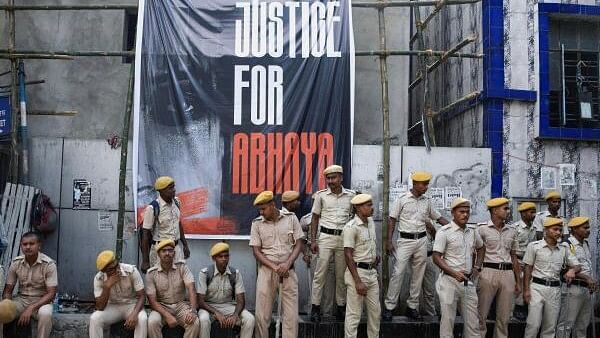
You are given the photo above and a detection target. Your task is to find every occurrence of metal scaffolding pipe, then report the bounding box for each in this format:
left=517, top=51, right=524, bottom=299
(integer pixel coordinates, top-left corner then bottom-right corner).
left=356, top=49, right=482, bottom=58
left=8, top=0, right=18, bottom=183
left=0, top=79, right=45, bottom=90
left=353, top=0, right=479, bottom=8
left=0, top=4, right=138, bottom=10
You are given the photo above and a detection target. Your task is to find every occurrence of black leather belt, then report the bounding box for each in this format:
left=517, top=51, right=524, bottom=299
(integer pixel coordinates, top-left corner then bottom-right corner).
left=427, top=251, right=433, bottom=257
left=483, top=262, right=513, bottom=270
left=399, top=231, right=427, bottom=240
left=356, top=262, right=376, bottom=270
left=152, top=240, right=179, bottom=246
left=320, top=227, right=343, bottom=236
left=532, top=277, right=561, bottom=287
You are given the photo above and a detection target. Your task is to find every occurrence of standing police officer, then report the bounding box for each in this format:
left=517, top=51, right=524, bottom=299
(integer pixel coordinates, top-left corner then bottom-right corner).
left=512, top=202, right=538, bottom=320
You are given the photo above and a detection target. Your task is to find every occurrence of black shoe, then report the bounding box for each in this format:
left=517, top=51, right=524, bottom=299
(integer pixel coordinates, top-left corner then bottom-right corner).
left=382, top=308, right=393, bottom=321
left=336, top=305, right=346, bottom=320
left=406, top=307, right=423, bottom=320
left=310, top=305, right=321, bottom=322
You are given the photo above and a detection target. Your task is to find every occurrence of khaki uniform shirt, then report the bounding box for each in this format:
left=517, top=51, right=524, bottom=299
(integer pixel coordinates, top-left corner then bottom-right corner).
left=566, top=236, right=592, bottom=277
left=514, top=220, right=537, bottom=259
left=197, top=265, right=245, bottom=305
left=311, top=187, right=355, bottom=230
left=342, top=216, right=377, bottom=264
left=249, top=210, right=305, bottom=264
left=477, top=220, right=518, bottom=263
left=145, top=261, right=194, bottom=305
left=7, top=253, right=58, bottom=298
left=93, top=263, right=144, bottom=305
left=523, top=239, right=579, bottom=280
left=142, top=196, right=181, bottom=241
left=532, top=211, right=562, bottom=233
left=390, top=192, right=441, bottom=233
left=433, top=222, right=482, bottom=274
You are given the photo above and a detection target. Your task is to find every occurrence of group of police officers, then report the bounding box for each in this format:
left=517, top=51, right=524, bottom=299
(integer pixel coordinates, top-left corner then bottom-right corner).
left=0, top=166, right=595, bottom=338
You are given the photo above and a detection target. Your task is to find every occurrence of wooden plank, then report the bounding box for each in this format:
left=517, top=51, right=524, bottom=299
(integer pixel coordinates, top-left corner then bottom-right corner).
left=2, top=184, right=22, bottom=267
left=11, top=186, right=34, bottom=260
left=0, top=183, right=15, bottom=228
left=23, top=188, right=38, bottom=234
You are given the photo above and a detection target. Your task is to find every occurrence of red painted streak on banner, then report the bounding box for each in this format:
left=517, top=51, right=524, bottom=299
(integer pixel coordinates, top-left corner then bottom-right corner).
left=182, top=217, right=237, bottom=235
left=135, top=188, right=208, bottom=225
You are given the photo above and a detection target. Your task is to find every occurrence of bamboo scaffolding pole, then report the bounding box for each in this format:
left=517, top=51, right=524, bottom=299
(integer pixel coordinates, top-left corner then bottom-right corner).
left=0, top=54, right=73, bottom=60
left=0, top=49, right=134, bottom=57
left=0, top=80, right=44, bottom=90
left=436, top=90, right=480, bottom=115
left=0, top=70, right=10, bottom=77
left=409, top=35, right=477, bottom=90
left=409, top=0, right=450, bottom=45
left=353, top=0, right=479, bottom=8
left=0, top=4, right=138, bottom=10
left=356, top=49, right=482, bottom=58
left=27, top=110, right=78, bottom=116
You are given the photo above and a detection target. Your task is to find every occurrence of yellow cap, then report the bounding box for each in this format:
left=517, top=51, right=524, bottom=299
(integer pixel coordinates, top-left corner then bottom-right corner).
left=517, top=202, right=537, bottom=212
left=210, top=242, right=230, bottom=257
left=155, top=239, right=176, bottom=252
left=281, top=190, right=300, bottom=203
left=96, top=250, right=116, bottom=271
left=411, top=171, right=432, bottom=182
left=486, top=197, right=509, bottom=209
left=323, top=165, right=343, bottom=176
left=544, top=191, right=561, bottom=201
left=253, top=191, right=274, bottom=206
left=568, top=216, right=589, bottom=228
left=0, top=299, right=17, bottom=324
left=154, top=176, right=174, bottom=190
left=351, top=193, right=372, bottom=205
left=450, top=197, right=471, bottom=210
left=543, top=217, right=563, bottom=228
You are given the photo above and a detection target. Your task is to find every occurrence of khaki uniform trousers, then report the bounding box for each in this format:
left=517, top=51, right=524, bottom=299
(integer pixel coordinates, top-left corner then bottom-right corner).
left=198, top=303, right=255, bottom=338
left=149, top=242, right=184, bottom=267
left=524, top=282, right=561, bottom=338
left=89, top=303, right=148, bottom=338
left=436, top=274, right=480, bottom=338
left=420, top=256, right=438, bottom=316
left=478, top=268, right=515, bottom=338
left=12, top=296, right=53, bottom=338
left=384, top=237, right=427, bottom=310
left=148, top=301, right=200, bottom=338
left=255, top=265, right=298, bottom=338
left=557, top=284, right=592, bottom=338
left=344, top=268, right=380, bottom=338
left=513, top=262, right=526, bottom=307
left=311, top=243, right=346, bottom=306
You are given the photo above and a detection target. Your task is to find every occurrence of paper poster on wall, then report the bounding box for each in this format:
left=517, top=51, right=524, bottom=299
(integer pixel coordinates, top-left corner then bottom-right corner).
left=73, top=179, right=91, bottom=209
left=541, top=167, right=557, bottom=190
left=444, top=187, right=462, bottom=209
left=98, top=212, right=114, bottom=232
left=389, top=185, right=408, bottom=204
left=428, top=188, right=445, bottom=210
left=558, top=164, right=576, bottom=186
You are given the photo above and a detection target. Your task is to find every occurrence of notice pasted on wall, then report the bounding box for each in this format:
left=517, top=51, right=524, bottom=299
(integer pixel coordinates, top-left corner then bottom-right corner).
left=73, top=179, right=91, bottom=209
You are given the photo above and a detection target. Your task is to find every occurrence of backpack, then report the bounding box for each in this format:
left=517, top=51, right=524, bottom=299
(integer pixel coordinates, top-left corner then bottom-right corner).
left=205, top=265, right=237, bottom=300
left=138, top=198, right=181, bottom=247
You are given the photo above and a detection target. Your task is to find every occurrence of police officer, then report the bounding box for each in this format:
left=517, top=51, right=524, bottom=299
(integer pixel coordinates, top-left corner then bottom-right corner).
left=2, top=231, right=57, bottom=338
left=281, top=190, right=301, bottom=214
left=343, top=194, right=380, bottom=338
left=557, top=217, right=597, bottom=338
left=532, top=191, right=562, bottom=239
left=146, top=239, right=200, bottom=338
left=140, top=176, right=191, bottom=273
left=250, top=191, right=305, bottom=338
left=310, top=165, right=355, bottom=321
left=89, top=250, right=147, bottom=338
left=522, top=218, right=580, bottom=338
left=383, top=171, right=448, bottom=321
left=197, top=242, right=254, bottom=338
left=432, top=197, right=481, bottom=338
left=475, top=197, right=521, bottom=338
left=512, top=202, right=538, bottom=320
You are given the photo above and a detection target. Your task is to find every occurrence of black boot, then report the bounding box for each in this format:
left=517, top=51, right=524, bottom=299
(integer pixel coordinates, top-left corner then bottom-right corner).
left=336, top=305, right=346, bottom=320
left=382, top=308, right=393, bottom=321
left=406, top=307, right=423, bottom=320
left=310, top=304, right=321, bottom=322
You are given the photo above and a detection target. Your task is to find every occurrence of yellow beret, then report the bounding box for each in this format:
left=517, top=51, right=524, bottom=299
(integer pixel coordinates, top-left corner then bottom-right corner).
left=210, top=242, right=230, bottom=257
left=0, top=299, right=17, bottom=324
left=253, top=191, right=274, bottom=206
left=568, top=216, right=589, bottom=228
left=281, top=190, right=300, bottom=202
left=96, top=250, right=116, bottom=271
left=155, top=239, right=176, bottom=252
left=517, top=202, right=537, bottom=212
left=323, top=165, right=343, bottom=176
left=450, top=197, right=471, bottom=210
left=351, top=193, right=372, bottom=205
left=486, top=197, right=509, bottom=209
left=544, top=191, right=561, bottom=201
left=154, top=176, right=174, bottom=190
left=411, top=171, right=432, bottom=182
left=543, top=217, right=563, bottom=228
